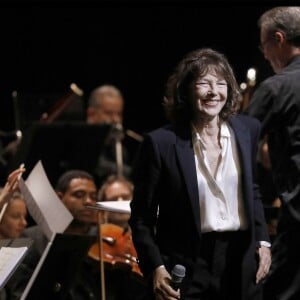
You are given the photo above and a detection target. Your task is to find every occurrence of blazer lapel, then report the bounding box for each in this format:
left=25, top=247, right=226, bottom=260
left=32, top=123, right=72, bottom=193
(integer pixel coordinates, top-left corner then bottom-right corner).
left=229, top=117, right=251, bottom=169
left=229, top=116, right=252, bottom=219
left=174, top=127, right=202, bottom=236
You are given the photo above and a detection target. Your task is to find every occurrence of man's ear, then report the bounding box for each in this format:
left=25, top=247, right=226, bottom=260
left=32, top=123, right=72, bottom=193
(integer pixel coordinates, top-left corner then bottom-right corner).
left=274, top=31, right=286, bottom=43
left=86, top=106, right=94, bottom=119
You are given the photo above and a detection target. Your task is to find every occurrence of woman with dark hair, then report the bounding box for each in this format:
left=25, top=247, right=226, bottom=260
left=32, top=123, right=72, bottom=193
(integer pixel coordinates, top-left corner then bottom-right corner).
left=129, top=48, right=271, bottom=300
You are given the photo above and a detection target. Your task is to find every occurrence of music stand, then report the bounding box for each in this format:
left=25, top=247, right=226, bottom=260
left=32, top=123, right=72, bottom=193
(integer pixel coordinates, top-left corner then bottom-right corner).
left=21, top=233, right=95, bottom=300
left=8, top=122, right=111, bottom=186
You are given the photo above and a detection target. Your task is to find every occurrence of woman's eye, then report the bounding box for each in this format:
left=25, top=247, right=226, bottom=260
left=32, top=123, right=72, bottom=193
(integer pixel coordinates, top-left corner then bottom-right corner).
left=196, top=82, right=208, bottom=86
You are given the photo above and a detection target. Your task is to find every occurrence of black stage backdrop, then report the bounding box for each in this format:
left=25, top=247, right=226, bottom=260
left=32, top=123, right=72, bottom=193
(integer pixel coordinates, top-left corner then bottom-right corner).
left=1, top=1, right=287, bottom=134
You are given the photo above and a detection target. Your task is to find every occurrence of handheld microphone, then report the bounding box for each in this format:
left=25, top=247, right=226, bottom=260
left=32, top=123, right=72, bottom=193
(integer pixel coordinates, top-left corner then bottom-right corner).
left=170, top=264, right=186, bottom=291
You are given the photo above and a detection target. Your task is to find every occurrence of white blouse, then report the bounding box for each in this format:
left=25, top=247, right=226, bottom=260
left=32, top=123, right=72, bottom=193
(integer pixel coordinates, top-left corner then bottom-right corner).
left=192, top=122, right=248, bottom=233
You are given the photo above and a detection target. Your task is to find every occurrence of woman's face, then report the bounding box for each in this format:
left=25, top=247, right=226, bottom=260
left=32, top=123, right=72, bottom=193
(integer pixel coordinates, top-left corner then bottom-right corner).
left=103, top=181, right=132, bottom=227
left=190, top=72, right=227, bottom=120
left=0, top=198, right=27, bottom=239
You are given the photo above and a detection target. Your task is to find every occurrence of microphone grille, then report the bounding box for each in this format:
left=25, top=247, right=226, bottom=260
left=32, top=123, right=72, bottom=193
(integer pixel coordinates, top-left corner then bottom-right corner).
left=171, top=264, right=186, bottom=281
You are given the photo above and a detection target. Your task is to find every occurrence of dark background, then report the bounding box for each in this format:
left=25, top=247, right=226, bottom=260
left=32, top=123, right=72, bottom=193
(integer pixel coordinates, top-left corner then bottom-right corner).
left=0, top=0, right=285, bottom=134
left=0, top=0, right=295, bottom=183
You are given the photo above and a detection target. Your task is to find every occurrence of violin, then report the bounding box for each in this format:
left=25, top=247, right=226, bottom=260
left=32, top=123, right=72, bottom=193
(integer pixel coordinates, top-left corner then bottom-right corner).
left=88, top=223, right=143, bottom=278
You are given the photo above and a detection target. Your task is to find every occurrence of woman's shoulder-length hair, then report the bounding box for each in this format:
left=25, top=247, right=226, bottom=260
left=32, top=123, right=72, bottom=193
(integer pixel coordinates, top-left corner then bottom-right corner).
left=163, top=48, right=241, bottom=125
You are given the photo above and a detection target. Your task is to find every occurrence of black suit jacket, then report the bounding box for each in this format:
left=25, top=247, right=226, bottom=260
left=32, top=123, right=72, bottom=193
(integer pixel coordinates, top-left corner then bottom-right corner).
left=245, top=55, right=300, bottom=225
left=129, top=114, right=270, bottom=299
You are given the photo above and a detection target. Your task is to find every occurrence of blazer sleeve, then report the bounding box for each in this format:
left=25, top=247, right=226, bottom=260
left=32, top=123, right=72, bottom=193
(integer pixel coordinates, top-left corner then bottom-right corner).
left=129, top=133, right=164, bottom=277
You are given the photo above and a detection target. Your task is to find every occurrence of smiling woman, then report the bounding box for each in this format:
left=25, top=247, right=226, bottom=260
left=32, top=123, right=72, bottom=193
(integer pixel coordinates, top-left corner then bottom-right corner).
left=129, top=47, right=271, bottom=300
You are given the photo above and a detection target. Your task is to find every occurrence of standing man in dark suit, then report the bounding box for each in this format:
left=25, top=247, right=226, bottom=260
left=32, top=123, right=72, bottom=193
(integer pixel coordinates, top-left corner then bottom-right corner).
left=129, top=48, right=271, bottom=300
left=244, top=6, right=300, bottom=300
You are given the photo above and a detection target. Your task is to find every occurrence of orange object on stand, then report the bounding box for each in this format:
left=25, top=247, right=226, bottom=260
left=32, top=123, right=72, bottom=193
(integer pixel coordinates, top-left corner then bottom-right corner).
left=88, top=223, right=143, bottom=278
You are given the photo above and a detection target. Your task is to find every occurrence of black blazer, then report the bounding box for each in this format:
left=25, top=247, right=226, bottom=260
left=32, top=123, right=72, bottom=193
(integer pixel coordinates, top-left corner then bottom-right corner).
left=129, top=114, right=270, bottom=298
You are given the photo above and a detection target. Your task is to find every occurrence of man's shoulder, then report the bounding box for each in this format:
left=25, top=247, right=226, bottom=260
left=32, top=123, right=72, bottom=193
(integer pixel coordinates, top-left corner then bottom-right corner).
left=261, top=61, right=300, bottom=91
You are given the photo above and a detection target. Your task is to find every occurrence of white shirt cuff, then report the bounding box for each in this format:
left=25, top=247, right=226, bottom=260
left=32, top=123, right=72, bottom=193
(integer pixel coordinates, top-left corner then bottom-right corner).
left=259, top=241, right=271, bottom=248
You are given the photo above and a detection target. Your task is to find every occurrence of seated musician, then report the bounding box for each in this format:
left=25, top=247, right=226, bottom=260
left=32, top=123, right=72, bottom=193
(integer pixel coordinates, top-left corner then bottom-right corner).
left=0, top=191, right=27, bottom=240
left=98, top=174, right=133, bottom=229
left=86, top=85, right=136, bottom=186
left=0, top=167, right=27, bottom=300
left=5, top=169, right=100, bottom=300
left=95, top=174, right=151, bottom=300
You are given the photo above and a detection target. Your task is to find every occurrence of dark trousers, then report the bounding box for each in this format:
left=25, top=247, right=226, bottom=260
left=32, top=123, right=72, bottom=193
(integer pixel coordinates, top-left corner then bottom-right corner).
left=183, top=231, right=248, bottom=300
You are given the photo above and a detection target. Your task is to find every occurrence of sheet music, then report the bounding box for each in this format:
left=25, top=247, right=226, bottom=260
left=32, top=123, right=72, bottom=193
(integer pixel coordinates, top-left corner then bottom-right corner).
left=0, top=246, right=28, bottom=289
left=19, top=161, right=73, bottom=241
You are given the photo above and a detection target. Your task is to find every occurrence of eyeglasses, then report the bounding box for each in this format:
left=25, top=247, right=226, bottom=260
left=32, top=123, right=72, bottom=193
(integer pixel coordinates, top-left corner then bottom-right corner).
left=258, top=37, right=274, bottom=53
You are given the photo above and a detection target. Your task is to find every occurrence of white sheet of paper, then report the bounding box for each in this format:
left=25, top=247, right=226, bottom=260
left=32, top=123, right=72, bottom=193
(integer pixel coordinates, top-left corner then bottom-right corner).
left=19, top=161, right=73, bottom=241
left=0, top=246, right=28, bottom=289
